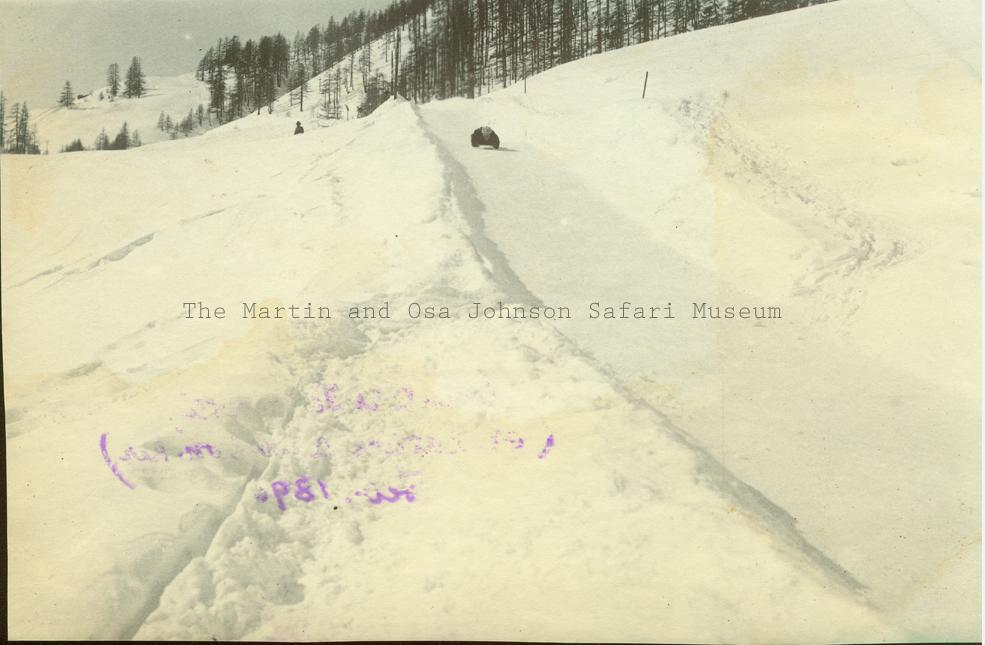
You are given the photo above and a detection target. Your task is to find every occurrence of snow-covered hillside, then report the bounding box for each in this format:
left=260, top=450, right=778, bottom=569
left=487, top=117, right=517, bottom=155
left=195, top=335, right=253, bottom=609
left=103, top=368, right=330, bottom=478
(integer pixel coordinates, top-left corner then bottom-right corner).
left=227, top=28, right=406, bottom=131
left=33, top=74, right=210, bottom=151
left=2, top=0, right=979, bottom=641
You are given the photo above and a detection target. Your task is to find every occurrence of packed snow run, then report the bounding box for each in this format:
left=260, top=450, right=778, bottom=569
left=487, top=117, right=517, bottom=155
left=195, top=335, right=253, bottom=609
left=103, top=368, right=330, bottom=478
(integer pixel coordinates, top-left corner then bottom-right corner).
left=2, top=0, right=979, bottom=641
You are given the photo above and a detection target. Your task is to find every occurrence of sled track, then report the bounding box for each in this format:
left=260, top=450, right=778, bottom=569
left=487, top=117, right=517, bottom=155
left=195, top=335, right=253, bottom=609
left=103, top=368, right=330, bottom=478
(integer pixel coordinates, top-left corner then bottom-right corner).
left=413, top=102, right=873, bottom=602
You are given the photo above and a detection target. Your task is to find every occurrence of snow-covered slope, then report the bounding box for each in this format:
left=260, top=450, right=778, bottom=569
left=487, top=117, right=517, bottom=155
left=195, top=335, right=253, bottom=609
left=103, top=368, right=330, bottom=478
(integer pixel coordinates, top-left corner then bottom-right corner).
left=3, top=0, right=979, bottom=641
left=33, top=73, right=210, bottom=151
left=415, top=0, right=982, bottom=636
left=226, top=28, right=405, bottom=133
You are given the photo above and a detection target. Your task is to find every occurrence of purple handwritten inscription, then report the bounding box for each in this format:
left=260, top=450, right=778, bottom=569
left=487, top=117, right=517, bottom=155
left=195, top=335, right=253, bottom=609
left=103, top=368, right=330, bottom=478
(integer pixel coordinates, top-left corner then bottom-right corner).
left=100, top=433, right=135, bottom=489
left=256, top=476, right=416, bottom=511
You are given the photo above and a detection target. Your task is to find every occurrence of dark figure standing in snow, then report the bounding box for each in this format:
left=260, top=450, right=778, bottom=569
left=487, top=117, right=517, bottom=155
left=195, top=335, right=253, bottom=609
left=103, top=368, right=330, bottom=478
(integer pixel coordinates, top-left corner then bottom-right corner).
left=294, top=121, right=304, bottom=135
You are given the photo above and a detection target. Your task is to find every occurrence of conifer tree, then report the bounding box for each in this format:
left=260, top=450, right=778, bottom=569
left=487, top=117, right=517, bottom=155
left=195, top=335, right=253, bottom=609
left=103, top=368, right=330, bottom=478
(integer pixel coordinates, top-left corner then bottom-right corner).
left=59, top=81, right=75, bottom=107
left=107, top=63, right=120, bottom=98
left=16, top=103, right=30, bottom=152
left=8, top=102, right=20, bottom=151
left=95, top=128, right=110, bottom=150
left=7, top=102, right=39, bottom=154
left=124, top=57, right=146, bottom=98
left=62, top=138, right=85, bottom=152
left=111, top=121, right=130, bottom=149
left=180, top=109, right=195, bottom=135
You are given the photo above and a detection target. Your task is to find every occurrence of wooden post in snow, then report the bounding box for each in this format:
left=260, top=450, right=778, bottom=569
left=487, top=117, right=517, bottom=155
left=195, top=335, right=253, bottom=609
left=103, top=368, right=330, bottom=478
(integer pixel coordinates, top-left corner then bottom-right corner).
left=642, top=71, right=649, bottom=99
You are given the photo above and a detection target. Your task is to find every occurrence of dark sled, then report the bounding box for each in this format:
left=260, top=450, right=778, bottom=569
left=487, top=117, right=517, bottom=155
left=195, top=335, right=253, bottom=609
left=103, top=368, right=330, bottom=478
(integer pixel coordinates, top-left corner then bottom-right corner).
left=471, top=126, right=500, bottom=149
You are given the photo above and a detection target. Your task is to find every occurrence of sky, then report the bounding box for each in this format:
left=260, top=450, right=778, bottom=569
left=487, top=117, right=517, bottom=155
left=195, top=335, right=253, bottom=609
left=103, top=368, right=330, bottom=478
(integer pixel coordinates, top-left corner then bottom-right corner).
left=0, top=0, right=394, bottom=108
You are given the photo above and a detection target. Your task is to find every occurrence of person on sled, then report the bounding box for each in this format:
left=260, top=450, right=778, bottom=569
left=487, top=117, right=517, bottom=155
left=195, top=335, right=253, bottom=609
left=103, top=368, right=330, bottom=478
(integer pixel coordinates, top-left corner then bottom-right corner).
left=471, top=125, right=499, bottom=149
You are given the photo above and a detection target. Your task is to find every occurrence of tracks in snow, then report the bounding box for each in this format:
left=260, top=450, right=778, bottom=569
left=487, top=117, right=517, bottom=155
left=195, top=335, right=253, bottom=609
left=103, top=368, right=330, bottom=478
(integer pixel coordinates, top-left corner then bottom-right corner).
left=413, top=101, right=871, bottom=601
left=672, top=97, right=905, bottom=320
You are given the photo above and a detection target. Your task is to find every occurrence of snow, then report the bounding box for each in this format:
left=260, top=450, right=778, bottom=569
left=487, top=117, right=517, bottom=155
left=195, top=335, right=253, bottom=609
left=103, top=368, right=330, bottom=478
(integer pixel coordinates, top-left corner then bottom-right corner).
left=2, top=0, right=979, bottom=641
left=417, top=0, right=982, bottom=635
left=32, top=74, right=211, bottom=151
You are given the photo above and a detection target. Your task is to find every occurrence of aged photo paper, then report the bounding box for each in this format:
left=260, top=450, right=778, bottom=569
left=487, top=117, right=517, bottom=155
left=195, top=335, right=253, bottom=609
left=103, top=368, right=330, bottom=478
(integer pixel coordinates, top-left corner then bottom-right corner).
left=1, top=0, right=980, bottom=640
